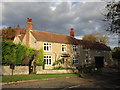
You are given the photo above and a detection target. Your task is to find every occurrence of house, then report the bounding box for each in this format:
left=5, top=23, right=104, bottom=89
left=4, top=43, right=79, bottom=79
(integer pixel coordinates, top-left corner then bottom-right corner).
left=13, top=18, right=112, bottom=70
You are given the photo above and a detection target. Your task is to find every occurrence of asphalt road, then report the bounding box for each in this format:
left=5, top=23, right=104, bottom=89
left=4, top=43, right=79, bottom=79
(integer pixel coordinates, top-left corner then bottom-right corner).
left=2, top=72, right=120, bottom=89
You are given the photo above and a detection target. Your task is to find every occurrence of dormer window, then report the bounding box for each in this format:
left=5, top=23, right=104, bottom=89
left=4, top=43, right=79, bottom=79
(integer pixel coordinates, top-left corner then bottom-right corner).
left=73, top=45, right=78, bottom=52
left=62, top=44, right=66, bottom=52
left=44, top=43, right=51, bottom=52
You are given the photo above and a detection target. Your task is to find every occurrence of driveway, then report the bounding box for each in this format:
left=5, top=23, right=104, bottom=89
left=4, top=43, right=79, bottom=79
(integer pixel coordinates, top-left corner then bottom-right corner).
left=2, top=72, right=120, bottom=89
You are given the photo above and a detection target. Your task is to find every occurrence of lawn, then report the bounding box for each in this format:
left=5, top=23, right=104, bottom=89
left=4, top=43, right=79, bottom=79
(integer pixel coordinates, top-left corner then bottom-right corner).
left=2, top=74, right=78, bottom=83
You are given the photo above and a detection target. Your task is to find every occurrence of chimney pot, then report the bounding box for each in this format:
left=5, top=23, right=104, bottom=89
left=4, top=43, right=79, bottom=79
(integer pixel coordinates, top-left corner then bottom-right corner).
left=27, top=18, right=32, bottom=22
left=17, top=24, right=20, bottom=28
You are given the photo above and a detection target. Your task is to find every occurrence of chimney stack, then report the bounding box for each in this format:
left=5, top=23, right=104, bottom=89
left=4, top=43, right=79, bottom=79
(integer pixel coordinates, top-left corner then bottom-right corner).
left=26, top=18, right=33, bottom=30
left=15, top=24, right=20, bottom=36
left=70, top=28, right=74, bottom=37
left=26, top=18, right=33, bottom=47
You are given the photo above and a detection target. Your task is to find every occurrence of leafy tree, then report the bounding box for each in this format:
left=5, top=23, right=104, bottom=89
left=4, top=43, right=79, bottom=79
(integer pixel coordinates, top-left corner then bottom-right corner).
left=82, top=34, right=96, bottom=42
left=104, top=1, right=120, bottom=46
left=25, top=47, right=35, bottom=58
left=112, top=47, right=120, bottom=60
left=36, top=48, right=44, bottom=66
left=82, top=33, right=108, bottom=45
left=2, top=41, right=35, bottom=65
left=2, top=41, right=16, bottom=65
left=15, top=43, right=26, bottom=65
left=2, top=27, right=15, bottom=41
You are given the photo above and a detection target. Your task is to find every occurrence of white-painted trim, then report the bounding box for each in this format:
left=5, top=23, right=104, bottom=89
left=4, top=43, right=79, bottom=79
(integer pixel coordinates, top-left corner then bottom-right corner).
left=61, top=44, right=67, bottom=52
left=44, top=55, right=52, bottom=65
left=43, top=42, right=52, bottom=52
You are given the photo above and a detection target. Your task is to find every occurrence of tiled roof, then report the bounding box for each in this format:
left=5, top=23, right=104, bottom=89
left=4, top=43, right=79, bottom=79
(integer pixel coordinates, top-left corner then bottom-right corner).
left=30, top=30, right=111, bottom=51
left=31, top=30, right=78, bottom=44
left=77, top=40, right=111, bottom=51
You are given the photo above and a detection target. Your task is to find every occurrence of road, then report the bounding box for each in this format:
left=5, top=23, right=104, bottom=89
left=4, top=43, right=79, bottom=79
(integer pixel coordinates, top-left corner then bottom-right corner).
left=2, top=72, right=120, bottom=89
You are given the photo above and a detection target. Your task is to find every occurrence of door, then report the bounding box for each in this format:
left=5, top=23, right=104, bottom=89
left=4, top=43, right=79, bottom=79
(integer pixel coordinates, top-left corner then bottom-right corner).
left=95, top=57, right=104, bottom=68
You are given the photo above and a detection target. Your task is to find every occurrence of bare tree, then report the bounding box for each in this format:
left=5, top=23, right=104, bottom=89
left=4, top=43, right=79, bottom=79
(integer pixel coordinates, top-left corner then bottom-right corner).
left=104, top=0, right=120, bottom=46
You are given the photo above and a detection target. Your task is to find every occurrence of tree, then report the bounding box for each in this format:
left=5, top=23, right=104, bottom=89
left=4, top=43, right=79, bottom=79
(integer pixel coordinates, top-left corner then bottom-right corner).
left=82, top=33, right=108, bottom=45
left=2, top=27, right=15, bottom=41
left=104, top=1, right=120, bottom=46
left=2, top=41, right=16, bottom=65
left=15, top=43, right=26, bottom=65
left=36, top=49, right=44, bottom=67
left=112, top=47, right=120, bottom=59
left=82, top=34, right=96, bottom=42
left=2, top=41, right=35, bottom=65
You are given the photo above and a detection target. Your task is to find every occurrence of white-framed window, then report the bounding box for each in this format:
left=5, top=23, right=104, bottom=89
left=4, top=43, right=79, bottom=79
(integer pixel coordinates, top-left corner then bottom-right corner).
left=84, top=49, right=91, bottom=64
left=44, top=55, right=52, bottom=65
left=85, top=56, right=91, bottom=64
left=62, top=44, right=67, bottom=52
left=73, top=45, right=78, bottom=52
left=73, top=57, right=79, bottom=64
left=43, top=43, right=51, bottom=52
left=84, top=49, right=89, bottom=55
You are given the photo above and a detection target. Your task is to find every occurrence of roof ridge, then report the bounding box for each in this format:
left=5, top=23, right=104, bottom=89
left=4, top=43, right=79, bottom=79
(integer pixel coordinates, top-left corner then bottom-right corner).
left=32, top=29, right=72, bottom=37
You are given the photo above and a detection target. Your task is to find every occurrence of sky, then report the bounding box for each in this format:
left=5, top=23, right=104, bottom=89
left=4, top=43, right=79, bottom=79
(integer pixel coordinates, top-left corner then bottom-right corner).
left=1, top=0, right=119, bottom=48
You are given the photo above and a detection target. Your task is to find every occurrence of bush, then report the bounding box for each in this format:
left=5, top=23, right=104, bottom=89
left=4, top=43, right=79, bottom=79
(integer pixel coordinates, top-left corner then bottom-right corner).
left=52, top=66, right=65, bottom=70
left=36, top=49, right=44, bottom=65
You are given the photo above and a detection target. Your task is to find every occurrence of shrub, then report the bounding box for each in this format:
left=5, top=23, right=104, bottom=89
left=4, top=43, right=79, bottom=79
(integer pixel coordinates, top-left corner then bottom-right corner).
left=52, top=66, right=65, bottom=70
left=36, top=49, right=44, bottom=67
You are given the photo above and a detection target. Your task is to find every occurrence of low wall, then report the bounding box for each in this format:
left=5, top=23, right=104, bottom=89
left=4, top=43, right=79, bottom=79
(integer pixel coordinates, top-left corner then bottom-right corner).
left=36, top=69, right=78, bottom=74
left=2, top=66, right=78, bottom=75
left=2, top=66, right=29, bottom=75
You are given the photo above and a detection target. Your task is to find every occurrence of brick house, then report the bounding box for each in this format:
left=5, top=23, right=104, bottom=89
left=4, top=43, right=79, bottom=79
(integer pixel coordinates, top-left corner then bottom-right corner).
left=13, top=18, right=112, bottom=70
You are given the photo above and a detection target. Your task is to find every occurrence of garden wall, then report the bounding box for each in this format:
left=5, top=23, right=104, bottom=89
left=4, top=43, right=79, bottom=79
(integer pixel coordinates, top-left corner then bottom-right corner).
left=36, top=69, right=78, bottom=74
left=2, top=66, right=78, bottom=75
left=2, top=66, right=29, bottom=75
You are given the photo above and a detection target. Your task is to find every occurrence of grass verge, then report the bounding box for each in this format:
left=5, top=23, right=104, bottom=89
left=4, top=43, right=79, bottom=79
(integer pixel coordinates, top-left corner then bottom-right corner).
left=2, top=74, right=78, bottom=83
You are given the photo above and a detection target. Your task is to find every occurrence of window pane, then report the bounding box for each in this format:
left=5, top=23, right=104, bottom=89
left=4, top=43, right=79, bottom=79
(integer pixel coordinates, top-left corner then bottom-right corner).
left=49, top=46, right=51, bottom=51
left=44, top=46, right=46, bottom=50
left=47, top=46, right=49, bottom=51
left=47, top=59, right=48, bottom=64
left=62, top=47, right=64, bottom=51
left=49, top=59, right=51, bottom=64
